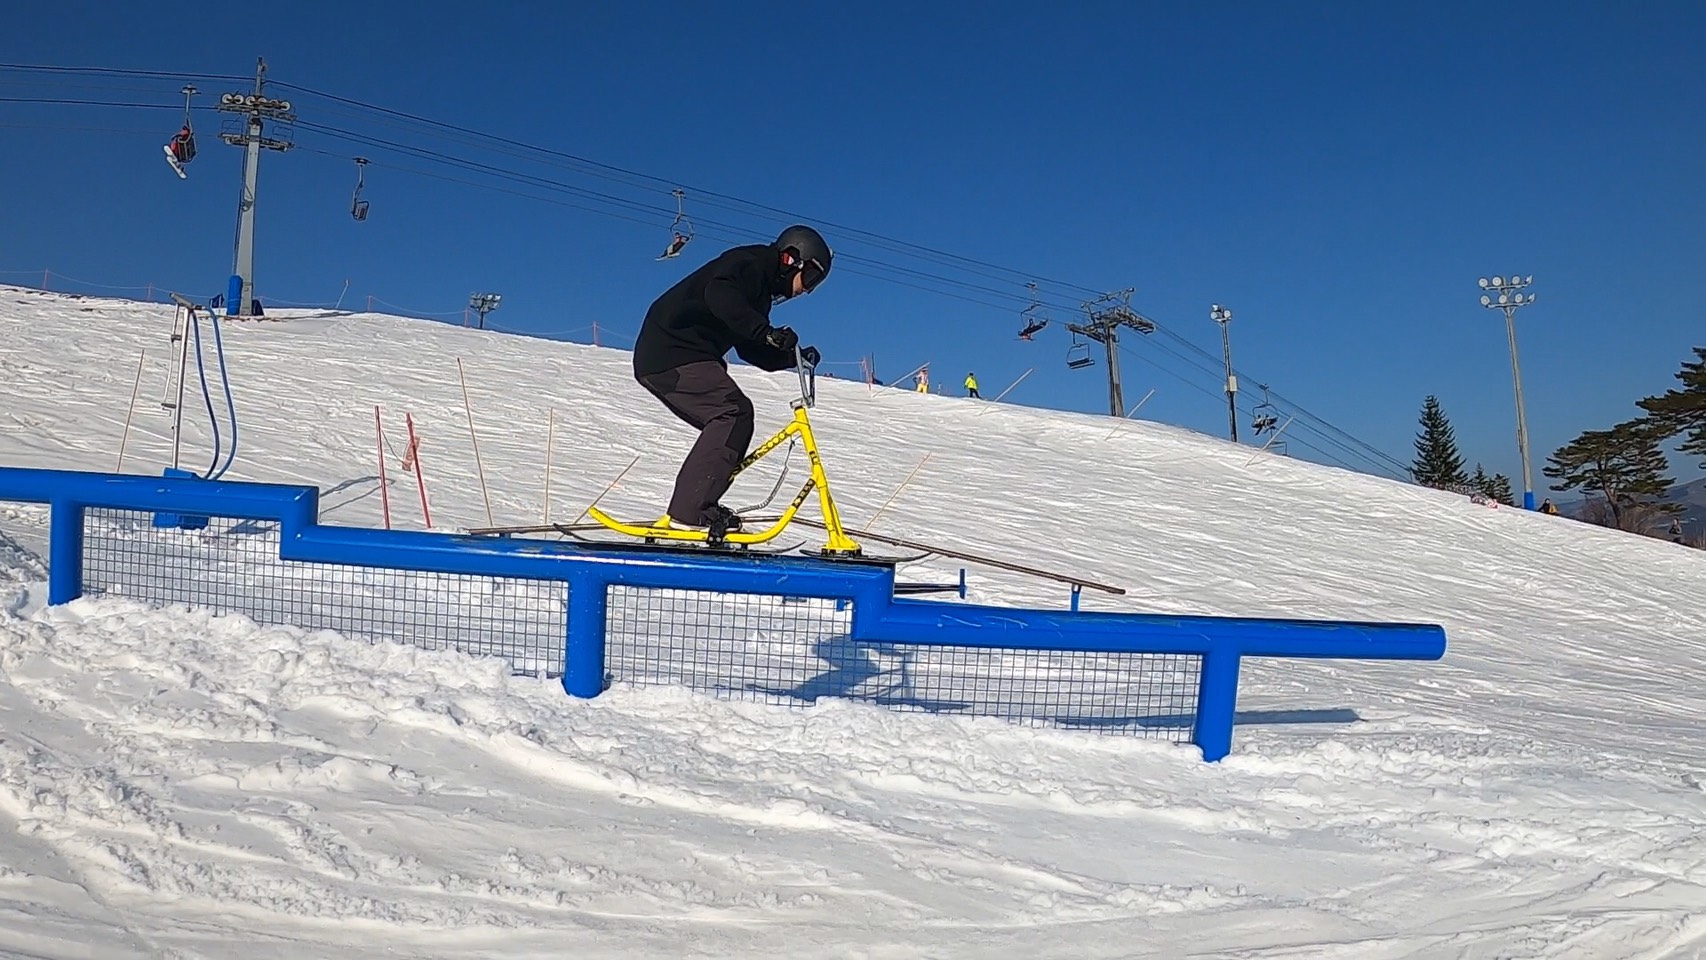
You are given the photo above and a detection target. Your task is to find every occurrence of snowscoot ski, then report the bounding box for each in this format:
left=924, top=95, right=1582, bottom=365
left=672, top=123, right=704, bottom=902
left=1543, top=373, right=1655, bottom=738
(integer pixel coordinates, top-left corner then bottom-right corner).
left=585, top=349, right=866, bottom=559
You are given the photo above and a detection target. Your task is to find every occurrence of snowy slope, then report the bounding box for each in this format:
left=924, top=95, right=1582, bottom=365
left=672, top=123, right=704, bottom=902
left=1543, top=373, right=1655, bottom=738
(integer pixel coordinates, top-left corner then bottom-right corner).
left=1, top=285, right=1703, bottom=959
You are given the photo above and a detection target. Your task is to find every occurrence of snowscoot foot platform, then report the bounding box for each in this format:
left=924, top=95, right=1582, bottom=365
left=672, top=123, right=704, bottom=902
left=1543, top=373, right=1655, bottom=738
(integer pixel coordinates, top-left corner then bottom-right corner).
left=583, top=505, right=796, bottom=547
left=563, top=526, right=806, bottom=557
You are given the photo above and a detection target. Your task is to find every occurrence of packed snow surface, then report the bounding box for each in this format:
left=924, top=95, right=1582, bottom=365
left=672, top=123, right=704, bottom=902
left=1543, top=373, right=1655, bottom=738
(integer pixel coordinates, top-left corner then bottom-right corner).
left=0, top=286, right=1703, bottom=958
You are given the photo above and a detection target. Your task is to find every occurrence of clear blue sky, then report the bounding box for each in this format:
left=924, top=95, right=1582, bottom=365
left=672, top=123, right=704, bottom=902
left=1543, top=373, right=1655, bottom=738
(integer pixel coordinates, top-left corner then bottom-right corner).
left=4, top=0, right=1703, bottom=492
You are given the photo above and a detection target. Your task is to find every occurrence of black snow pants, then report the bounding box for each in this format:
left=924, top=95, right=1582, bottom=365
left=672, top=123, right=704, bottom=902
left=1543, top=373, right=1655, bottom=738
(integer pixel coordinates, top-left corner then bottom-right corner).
left=636, top=360, right=755, bottom=526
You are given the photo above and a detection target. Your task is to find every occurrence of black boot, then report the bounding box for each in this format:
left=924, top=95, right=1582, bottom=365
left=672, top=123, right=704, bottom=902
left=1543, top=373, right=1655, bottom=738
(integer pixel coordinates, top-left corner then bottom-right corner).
left=705, top=504, right=744, bottom=542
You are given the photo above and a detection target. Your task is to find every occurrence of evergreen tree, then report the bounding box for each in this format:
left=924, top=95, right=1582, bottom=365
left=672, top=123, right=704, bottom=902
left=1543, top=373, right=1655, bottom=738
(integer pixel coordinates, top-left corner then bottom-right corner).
left=1637, top=346, right=1706, bottom=466
left=1411, top=395, right=1469, bottom=489
left=1468, top=463, right=1494, bottom=498
left=1489, top=473, right=1515, bottom=506
left=1543, top=418, right=1682, bottom=530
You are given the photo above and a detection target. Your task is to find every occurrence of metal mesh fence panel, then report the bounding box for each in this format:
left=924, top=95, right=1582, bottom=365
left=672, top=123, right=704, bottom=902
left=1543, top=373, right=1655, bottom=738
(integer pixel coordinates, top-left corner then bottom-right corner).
left=607, top=585, right=1201, bottom=740
left=81, top=509, right=567, bottom=677
left=68, top=508, right=1201, bottom=737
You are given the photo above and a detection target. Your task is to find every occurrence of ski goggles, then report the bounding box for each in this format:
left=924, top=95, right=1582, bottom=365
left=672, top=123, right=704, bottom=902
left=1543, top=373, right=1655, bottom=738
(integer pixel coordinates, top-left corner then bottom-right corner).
left=799, top=257, right=829, bottom=293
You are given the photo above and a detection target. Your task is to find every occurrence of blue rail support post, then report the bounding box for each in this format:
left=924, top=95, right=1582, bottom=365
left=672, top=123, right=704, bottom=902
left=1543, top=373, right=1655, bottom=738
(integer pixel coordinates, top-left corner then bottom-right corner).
left=1194, top=648, right=1243, bottom=762
left=562, top=569, right=608, bottom=698
left=48, top=500, right=84, bottom=604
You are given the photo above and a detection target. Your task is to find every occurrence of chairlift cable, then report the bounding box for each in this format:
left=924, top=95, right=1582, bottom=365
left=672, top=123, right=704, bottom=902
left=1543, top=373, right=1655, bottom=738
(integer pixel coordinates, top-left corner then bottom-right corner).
left=271, top=78, right=1109, bottom=296
left=3, top=76, right=1409, bottom=482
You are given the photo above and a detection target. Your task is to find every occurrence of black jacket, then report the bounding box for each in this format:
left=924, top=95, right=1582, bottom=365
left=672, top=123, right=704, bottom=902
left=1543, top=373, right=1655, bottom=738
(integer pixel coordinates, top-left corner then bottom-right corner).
left=632, top=244, right=798, bottom=378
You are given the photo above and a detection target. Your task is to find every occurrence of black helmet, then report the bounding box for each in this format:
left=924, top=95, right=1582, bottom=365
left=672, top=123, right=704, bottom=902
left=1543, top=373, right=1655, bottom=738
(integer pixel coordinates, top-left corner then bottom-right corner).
left=774, top=224, right=832, bottom=293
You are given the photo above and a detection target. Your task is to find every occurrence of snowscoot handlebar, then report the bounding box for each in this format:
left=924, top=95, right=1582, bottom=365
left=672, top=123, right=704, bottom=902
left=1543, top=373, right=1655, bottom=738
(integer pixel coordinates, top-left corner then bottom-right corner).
left=793, top=344, right=816, bottom=410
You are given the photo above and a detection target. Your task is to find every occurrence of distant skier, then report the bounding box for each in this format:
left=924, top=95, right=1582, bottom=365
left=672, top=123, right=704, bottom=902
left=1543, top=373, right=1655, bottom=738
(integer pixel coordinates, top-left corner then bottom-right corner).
left=1539, top=498, right=1560, bottom=516
left=632, top=224, right=830, bottom=538
left=1670, top=518, right=1684, bottom=543
left=964, top=372, right=980, bottom=398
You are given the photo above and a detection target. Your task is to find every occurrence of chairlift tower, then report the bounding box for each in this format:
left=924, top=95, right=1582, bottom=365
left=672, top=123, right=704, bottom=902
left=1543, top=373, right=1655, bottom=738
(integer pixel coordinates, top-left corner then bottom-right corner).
left=1063, top=289, right=1156, bottom=416
left=217, top=57, right=295, bottom=317
left=1210, top=303, right=1238, bottom=442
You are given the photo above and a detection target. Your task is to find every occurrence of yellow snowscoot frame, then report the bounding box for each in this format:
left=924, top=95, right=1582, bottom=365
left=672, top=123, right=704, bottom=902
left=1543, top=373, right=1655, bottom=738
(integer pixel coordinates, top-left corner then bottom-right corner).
left=585, top=350, right=864, bottom=557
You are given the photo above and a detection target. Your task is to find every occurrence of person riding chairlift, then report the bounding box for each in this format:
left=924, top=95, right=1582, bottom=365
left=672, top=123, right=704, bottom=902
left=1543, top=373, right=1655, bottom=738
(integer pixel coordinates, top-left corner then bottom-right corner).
left=169, top=125, right=197, bottom=165
left=660, top=229, right=692, bottom=260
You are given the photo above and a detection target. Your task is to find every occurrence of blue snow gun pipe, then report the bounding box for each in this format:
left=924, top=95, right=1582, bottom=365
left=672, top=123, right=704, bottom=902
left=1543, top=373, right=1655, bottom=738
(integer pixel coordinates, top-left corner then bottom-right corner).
left=158, top=293, right=239, bottom=486
left=208, top=309, right=238, bottom=480
left=156, top=290, right=242, bottom=528
left=188, top=304, right=240, bottom=481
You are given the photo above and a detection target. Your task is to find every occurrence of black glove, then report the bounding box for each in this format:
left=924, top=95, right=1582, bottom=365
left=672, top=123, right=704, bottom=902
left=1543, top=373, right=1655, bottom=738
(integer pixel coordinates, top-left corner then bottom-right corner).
left=799, top=345, right=821, bottom=367
left=764, top=325, right=799, bottom=353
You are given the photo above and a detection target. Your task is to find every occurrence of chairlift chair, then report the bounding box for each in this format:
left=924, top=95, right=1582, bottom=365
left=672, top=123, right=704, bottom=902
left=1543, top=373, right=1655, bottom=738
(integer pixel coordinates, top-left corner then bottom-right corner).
left=162, top=85, right=198, bottom=179
left=657, top=188, right=695, bottom=260
left=1017, top=281, right=1051, bottom=340
left=1252, top=384, right=1279, bottom=434
left=350, top=157, right=370, bottom=221
left=1066, top=338, right=1095, bottom=370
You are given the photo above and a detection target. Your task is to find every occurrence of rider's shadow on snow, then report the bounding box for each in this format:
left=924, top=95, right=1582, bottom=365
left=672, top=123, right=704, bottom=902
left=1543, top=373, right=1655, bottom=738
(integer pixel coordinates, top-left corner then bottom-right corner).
left=767, top=634, right=1364, bottom=732
left=219, top=476, right=381, bottom=535
left=318, top=475, right=386, bottom=517
left=765, top=635, right=973, bottom=714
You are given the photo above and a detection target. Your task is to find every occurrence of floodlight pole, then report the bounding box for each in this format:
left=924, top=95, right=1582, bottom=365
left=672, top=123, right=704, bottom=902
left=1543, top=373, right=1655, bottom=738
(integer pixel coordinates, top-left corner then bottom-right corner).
left=470, top=292, right=502, bottom=329
left=218, top=57, right=295, bottom=317
left=1211, top=303, right=1237, bottom=442
left=1478, top=275, right=1538, bottom=510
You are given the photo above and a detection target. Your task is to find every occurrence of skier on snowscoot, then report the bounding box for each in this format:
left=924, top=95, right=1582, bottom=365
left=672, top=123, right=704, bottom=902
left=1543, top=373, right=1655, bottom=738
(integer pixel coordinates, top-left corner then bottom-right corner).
left=631, top=224, right=832, bottom=539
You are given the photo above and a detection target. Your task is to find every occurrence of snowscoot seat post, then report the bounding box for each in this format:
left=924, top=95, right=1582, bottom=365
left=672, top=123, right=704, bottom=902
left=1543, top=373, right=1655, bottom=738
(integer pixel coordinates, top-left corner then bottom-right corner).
left=784, top=346, right=860, bottom=555
left=584, top=346, right=863, bottom=556
left=792, top=344, right=816, bottom=411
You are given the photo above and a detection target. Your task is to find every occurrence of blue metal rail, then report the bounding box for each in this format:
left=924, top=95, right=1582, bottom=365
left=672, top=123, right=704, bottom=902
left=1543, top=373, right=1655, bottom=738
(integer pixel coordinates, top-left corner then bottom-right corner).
left=0, top=467, right=1447, bottom=761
